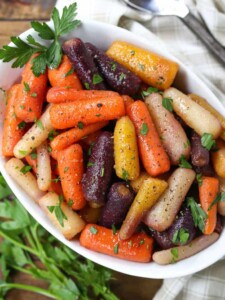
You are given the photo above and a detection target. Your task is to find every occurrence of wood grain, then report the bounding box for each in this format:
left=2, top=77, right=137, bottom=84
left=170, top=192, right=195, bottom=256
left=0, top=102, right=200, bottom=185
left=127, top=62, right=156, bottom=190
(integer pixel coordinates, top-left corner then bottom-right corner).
left=0, top=1, right=162, bottom=299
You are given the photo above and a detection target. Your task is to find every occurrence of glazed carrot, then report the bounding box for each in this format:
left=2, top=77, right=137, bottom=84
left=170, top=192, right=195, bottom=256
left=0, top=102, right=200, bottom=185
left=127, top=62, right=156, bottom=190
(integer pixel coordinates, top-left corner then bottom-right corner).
left=2, top=84, right=26, bottom=156
left=48, top=55, right=83, bottom=89
left=50, top=121, right=108, bottom=151
left=48, top=174, right=63, bottom=195
left=57, top=144, right=85, bottom=210
left=199, top=176, right=219, bottom=235
left=47, top=88, right=117, bottom=103
left=80, top=224, right=153, bottom=262
left=106, top=41, right=179, bottom=90
left=50, top=96, right=125, bottom=129
left=25, top=153, right=38, bottom=173
left=127, top=100, right=170, bottom=176
left=50, top=148, right=60, bottom=160
left=122, top=95, right=134, bottom=113
left=14, top=54, right=48, bottom=122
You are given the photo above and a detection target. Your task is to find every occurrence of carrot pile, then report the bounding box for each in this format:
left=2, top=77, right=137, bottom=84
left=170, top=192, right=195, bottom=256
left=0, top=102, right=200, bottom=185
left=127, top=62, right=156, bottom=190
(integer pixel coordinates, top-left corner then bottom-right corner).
left=2, top=38, right=225, bottom=266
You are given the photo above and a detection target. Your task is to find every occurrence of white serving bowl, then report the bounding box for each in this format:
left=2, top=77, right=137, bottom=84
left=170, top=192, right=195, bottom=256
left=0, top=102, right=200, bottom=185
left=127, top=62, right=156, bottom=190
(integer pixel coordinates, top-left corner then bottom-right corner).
left=0, top=20, right=225, bottom=279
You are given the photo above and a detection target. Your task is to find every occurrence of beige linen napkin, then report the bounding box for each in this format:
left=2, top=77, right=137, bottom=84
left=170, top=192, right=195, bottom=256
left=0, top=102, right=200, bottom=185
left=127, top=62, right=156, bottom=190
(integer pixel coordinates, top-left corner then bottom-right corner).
left=56, top=1, right=225, bottom=299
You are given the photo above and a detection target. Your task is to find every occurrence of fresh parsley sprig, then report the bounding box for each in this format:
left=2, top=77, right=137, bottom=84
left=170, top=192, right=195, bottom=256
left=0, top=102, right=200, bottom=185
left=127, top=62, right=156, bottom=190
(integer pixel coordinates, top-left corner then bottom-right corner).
left=187, top=197, right=208, bottom=232
left=0, top=3, right=80, bottom=77
left=0, top=174, right=118, bottom=300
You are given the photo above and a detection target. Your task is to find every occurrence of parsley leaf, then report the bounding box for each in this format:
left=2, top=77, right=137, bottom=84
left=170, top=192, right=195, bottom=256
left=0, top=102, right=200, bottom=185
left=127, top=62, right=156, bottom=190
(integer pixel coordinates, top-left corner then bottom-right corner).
left=141, top=86, right=159, bottom=98
left=92, top=74, right=103, bottom=85
left=162, top=97, right=173, bottom=112
left=196, top=173, right=203, bottom=186
left=201, top=133, right=216, bottom=151
left=20, top=165, right=32, bottom=174
left=18, top=121, right=26, bottom=130
left=172, top=228, right=189, bottom=245
left=179, top=155, right=192, bottom=169
left=187, top=197, right=208, bottom=232
left=140, top=123, right=149, bottom=136
left=0, top=4, right=80, bottom=76
left=122, top=168, right=129, bottom=181
left=208, top=192, right=225, bottom=211
left=47, top=195, right=68, bottom=227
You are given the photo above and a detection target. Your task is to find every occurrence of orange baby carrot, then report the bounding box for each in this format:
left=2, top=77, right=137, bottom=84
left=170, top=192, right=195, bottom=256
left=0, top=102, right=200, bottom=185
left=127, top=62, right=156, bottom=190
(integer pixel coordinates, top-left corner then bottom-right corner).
left=50, top=95, right=125, bottom=129
left=57, top=144, right=85, bottom=210
left=15, top=54, right=48, bottom=122
left=25, top=153, right=38, bottom=173
left=50, top=148, right=60, bottom=160
left=47, top=88, right=119, bottom=103
left=2, top=84, right=26, bottom=156
left=127, top=100, right=170, bottom=176
left=199, top=176, right=219, bottom=235
left=122, top=95, right=134, bottom=113
left=48, top=55, right=82, bottom=90
left=80, top=224, right=153, bottom=263
left=50, top=121, right=108, bottom=151
left=48, top=174, right=63, bottom=195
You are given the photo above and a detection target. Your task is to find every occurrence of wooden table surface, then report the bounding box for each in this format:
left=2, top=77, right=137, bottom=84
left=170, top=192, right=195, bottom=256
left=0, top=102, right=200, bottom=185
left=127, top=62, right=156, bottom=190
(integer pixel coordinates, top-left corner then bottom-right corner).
left=0, top=1, right=162, bottom=299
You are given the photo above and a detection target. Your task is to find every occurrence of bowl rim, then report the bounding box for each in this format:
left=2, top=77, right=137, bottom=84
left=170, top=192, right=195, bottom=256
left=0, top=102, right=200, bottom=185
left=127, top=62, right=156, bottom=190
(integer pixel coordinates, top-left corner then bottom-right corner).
left=0, top=19, right=225, bottom=279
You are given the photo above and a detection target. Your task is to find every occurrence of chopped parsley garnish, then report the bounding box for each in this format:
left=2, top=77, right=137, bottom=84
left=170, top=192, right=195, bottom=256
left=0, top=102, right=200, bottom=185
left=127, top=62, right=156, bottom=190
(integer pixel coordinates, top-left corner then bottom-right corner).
left=201, top=133, right=216, bottom=151
left=35, top=119, right=44, bottom=130
left=141, top=86, right=159, bottom=98
left=51, top=176, right=61, bottom=183
left=64, top=166, right=69, bottom=173
left=208, top=192, right=225, bottom=211
left=139, top=239, right=145, bottom=245
left=19, top=150, right=28, bottom=156
left=18, top=121, right=26, bottom=129
left=68, top=199, right=74, bottom=207
left=84, top=82, right=90, bottom=90
left=20, top=165, right=32, bottom=174
left=130, top=50, right=135, bottom=55
left=30, top=152, right=37, bottom=159
left=47, top=195, right=68, bottom=227
left=31, top=92, right=37, bottom=98
left=183, top=139, right=190, bottom=149
left=172, top=228, right=189, bottom=245
left=100, top=167, right=105, bottom=177
left=64, top=67, right=74, bottom=77
left=92, top=74, right=103, bottom=85
left=196, top=173, right=203, bottom=186
left=113, top=243, right=119, bottom=254
left=140, top=123, right=149, bottom=136
left=119, top=73, right=126, bottom=81
left=187, top=197, right=208, bottom=232
left=122, top=168, right=129, bottom=181
left=179, top=155, right=192, bottom=169
left=48, top=129, right=59, bottom=141
left=162, top=97, right=173, bottom=112
left=78, top=121, right=84, bottom=129
left=110, top=62, right=117, bottom=72
left=170, top=248, right=179, bottom=263
left=112, top=224, right=117, bottom=235
left=87, top=162, right=94, bottom=167
left=89, top=226, right=98, bottom=235
left=23, top=82, right=30, bottom=92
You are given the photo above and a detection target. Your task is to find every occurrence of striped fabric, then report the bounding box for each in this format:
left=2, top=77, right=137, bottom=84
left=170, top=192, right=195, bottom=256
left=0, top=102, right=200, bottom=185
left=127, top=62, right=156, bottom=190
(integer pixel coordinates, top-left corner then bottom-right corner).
left=56, top=1, right=225, bottom=299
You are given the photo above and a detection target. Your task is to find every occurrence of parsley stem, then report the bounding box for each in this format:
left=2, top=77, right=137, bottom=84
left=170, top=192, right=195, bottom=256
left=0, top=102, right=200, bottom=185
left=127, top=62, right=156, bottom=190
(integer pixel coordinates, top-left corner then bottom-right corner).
left=24, top=228, right=36, bottom=249
left=0, top=283, right=57, bottom=299
left=0, top=230, right=38, bottom=256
